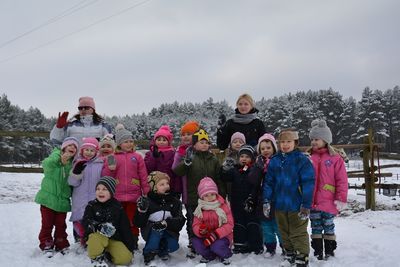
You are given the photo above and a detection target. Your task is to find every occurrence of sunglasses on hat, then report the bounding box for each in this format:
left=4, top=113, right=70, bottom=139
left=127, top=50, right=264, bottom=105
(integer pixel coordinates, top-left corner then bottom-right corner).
left=78, top=106, right=92, bottom=110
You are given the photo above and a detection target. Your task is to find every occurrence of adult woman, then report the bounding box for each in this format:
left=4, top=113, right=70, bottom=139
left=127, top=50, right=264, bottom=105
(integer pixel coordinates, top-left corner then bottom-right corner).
left=217, top=93, right=265, bottom=150
left=50, top=96, right=112, bottom=146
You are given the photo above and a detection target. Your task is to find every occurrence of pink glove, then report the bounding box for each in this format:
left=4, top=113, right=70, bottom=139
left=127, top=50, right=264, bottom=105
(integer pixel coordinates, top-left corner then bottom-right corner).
left=334, top=200, right=347, bottom=211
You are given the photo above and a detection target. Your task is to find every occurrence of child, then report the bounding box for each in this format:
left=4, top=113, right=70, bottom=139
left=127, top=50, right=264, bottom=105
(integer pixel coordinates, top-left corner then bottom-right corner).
left=173, top=128, right=224, bottom=257
left=221, top=132, right=246, bottom=200
left=35, top=137, right=79, bottom=256
left=192, top=177, right=234, bottom=265
left=102, top=124, right=150, bottom=249
left=255, top=133, right=282, bottom=257
left=144, top=125, right=180, bottom=197
left=83, top=176, right=135, bottom=266
left=134, top=171, right=186, bottom=265
left=308, top=120, right=348, bottom=260
left=221, top=145, right=264, bottom=254
left=262, top=129, right=315, bottom=267
left=99, top=133, right=116, bottom=157
left=68, top=137, right=103, bottom=246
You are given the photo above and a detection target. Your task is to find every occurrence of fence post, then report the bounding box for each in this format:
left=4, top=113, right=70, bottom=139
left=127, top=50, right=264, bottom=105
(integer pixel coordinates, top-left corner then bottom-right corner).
left=363, top=128, right=376, bottom=210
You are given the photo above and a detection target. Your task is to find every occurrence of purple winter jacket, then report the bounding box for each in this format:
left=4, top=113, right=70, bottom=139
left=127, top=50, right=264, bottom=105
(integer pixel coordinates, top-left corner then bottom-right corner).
left=172, top=145, right=189, bottom=204
left=68, top=156, right=104, bottom=221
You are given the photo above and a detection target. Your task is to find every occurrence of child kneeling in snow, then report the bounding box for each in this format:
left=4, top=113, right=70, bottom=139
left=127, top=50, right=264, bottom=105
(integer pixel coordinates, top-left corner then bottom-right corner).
left=82, top=176, right=135, bottom=266
left=192, top=177, right=234, bottom=265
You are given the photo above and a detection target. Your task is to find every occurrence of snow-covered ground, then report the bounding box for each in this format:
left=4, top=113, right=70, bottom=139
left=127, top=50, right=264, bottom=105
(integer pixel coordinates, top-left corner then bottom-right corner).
left=1, top=160, right=400, bottom=267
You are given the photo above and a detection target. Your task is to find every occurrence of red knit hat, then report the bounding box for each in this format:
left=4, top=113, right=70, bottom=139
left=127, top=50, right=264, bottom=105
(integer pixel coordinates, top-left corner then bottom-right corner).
left=78, top=96, right=96, bottom=110
left=154, top=125, right=173, bottom=144
left=197, top=177, right=218, bottom=199
left=180, top=121, right=200, bottom=135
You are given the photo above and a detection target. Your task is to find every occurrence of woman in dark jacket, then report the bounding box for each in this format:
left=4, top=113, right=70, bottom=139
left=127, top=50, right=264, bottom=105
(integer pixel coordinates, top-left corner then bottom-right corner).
left=217, top=93, right=265, bottom=150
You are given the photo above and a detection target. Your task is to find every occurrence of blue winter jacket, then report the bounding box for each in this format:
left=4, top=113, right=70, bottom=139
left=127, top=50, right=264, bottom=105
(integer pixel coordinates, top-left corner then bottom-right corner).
left=262, top=149, right=315, bottom=212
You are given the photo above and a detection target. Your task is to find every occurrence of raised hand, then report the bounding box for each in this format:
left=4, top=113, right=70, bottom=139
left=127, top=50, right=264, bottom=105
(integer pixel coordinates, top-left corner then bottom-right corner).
left=72, top=160, right=87, bottom=175
left=56, top=111, right=69, bottom=128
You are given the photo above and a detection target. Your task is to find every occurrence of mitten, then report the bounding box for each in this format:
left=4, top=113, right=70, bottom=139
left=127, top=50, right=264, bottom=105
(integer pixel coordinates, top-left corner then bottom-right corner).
left=203, top=232, right=218, bottom=247
left=244, top=196, right=255, bottom=213
left=334, top=200, right=347, bottom=211
left=137, top=196, right=150, bottom=212
left=199, top=223, right=209, bottom=236
left=152, top=145, right=160, bottom=158
left=217, top=114, right=226, bottom=130
left=56, top=111, right=69, bottom=128
left=152, top=220, right=167, bottom=231
left=298, top=207, right=310, bottom=220
left=184, top=146, right=194, bottom=166
left=98, top=222, right=116, bottom=238
left=72, top=160, right=87, bottom=175
left=263, top=202, right=271, bottom=218
left=222, top=157, right=235, bottom=171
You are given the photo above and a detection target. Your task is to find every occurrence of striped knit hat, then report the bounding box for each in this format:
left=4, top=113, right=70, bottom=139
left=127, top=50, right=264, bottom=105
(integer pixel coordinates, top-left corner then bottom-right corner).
left=96, top=176, right=116, bottom=196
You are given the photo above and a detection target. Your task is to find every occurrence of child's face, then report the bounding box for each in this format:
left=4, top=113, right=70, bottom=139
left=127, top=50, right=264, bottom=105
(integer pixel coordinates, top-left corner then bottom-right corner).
left=96, top=184, right=111, bottom=203
left=155, top=136, right=169, bottom=147
left=63, top=144, right=77, bottom=157
left=239, top=154, right=252, bottom=165
left=181, top=132, right=193, bottom=145
left=194, top=139, right=210, bottom=152
left=231, top=139, right=244, bottom=151
left=259, top=140, right=275, bottom=158
left=237, top=98, right=252, bottom=114
left=100, top=144, right=114, bottom=156
left=155, top=179, right=170, bottom=194
left=279, top=140, right=295, bottom=153
left=82, top=147, right=97, bottom=160
left=120, top=140, right=135, bottom=152
left=311, top=138, right=326, bottom=149
left=202, top=192, right=217, bottom=202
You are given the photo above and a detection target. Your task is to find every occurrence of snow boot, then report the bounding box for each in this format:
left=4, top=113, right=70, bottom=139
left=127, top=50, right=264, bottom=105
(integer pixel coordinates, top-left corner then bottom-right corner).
left=280, top=251, right=296, bottom=267
left=200, top=257, right=211, bottom=263
left=43, top=248, right=55, bottom=258
left=311, top=237, right=323, bottom=260
left=91, top=254, right=108, bottom=267
left=295, top=254, right=309, bottom=267
left=221, top=257, right=231, bottom=265
left=144, top=252, right=156, bottom=265
left=264, top=242, right=276, bottom=258
left=324, top=237, right=337, bottom=259
left=132, top=234, right=139, bottom=251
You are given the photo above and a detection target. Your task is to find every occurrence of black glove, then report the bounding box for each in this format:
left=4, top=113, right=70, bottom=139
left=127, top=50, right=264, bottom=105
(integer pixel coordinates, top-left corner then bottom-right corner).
left=222, top=157, right=235, bottom=171
left=137, top=196, right=150, bottom=212
left=243, top=196, right=256, bottom=213
left=184, top=146, right=194, bottom=166
left=72, top=160, right=87, bottom=175
left=255, top=156, right=265, bottom=170
left=98, top=222, right=116, bottom=237
left=217, top=114, right=226, bottom=130
left=152, top=220, right=167, bottom=231
left=152, top=145, right=160, bottom=158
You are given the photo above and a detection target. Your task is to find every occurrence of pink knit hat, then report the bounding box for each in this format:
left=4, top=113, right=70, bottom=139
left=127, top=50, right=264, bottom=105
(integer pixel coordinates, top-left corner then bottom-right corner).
left=154, top=125, right=173, bottom=144
left=61, top=137, right=79, bottom=151
left=257, top=133, right=278, bottom=154
left=230, top=132, right=246, bottom=144
left=80, top=137, right=99, bottom=153
left=78, top=96, right=96, bottom=110
left=197, top=177, right=218, bottom=199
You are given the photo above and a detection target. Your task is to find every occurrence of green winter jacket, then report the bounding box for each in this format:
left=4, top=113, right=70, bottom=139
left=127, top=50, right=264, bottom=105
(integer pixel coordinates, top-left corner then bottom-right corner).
left=173, top=150, right=224, bottom=206
left=35, top=148, right=73, bottom=212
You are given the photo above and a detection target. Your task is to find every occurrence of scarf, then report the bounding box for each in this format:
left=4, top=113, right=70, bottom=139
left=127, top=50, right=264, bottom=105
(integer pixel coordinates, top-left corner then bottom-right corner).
left=231, top=112, right=257, bottom=124
left=193, top=199, right=227, bottom=227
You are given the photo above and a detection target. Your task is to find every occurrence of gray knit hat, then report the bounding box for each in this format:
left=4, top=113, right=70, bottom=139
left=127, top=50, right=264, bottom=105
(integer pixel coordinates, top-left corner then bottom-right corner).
left=96, top=176, right=116, bottom=196
left=239, top=145, right=256, bottom=161
left=309, top=119, right=332, bottom=144
left=114, top=124, right=133, bottom=146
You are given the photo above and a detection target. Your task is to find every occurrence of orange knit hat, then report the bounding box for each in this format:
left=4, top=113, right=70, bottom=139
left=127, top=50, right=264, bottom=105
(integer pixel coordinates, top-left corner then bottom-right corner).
left=180, top=121, right=200, bottom=135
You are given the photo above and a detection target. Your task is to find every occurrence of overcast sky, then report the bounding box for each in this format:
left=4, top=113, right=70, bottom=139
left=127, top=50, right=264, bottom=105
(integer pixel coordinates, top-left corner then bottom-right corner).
left=1, top=0, right=399, bottom=118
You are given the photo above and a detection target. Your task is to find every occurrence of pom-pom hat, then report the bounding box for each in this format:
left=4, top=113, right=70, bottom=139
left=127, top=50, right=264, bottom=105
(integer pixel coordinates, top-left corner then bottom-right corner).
left=309, top=119, right=333, bottom=145
left=154, top=125, right=173, bottom=144
left=114, top=124, right=134, bottom=146
left=197, top=177, right=218, bottom=199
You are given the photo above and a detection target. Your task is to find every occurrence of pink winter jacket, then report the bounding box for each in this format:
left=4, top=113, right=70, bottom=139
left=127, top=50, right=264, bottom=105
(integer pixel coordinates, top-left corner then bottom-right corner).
left=192, top=195, right=234, bottom=246
left=102, top=151, right=150, bottom=203
left=310, top=147, right=348, bottom=215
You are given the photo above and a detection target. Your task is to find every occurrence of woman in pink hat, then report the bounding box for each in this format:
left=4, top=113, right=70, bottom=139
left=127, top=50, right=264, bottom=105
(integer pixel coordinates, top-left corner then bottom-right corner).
left=50, top=96, right=112, bottom=146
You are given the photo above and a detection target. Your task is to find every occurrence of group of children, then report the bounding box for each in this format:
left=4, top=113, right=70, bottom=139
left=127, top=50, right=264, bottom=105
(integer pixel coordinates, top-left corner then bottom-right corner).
left=35, top=115, right=348, bottom=267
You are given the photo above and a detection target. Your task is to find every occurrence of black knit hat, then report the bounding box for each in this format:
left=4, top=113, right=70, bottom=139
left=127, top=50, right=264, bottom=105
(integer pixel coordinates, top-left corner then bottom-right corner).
left=239, top=145, right=256, bottom=161
left=96, top=176, right=116, bottom=196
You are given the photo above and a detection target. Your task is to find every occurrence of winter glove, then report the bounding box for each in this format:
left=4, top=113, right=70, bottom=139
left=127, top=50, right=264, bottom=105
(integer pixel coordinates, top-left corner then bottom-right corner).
left=72, top=160, right=87, bottom=175
left=152, top=220, right=167, bottom=232
left=244, top=196, right=256, bottom=213
left=199, top=223, right=209, bottom=236
left=107, top=155, right=116, bottom=170
left=263, top=202, right=271, bottom=218
left=203, top=232, right=218, bottom=247
left=255, top=156, right=265, bottom=171
left=217, top=114, right=226, bottom=130
left=56, top=111, right=69, bottom=128
left=298, top=207, right=310, bottom=220
left=137, top=196, right=150, bottom=212
left=152, top=145, right=160, bottom=158
left=184, top=146, right=194, bottom=166
left=334, top=200, right=347, bottom=211
left=222, top=157, right=235, bottom=171
left=98, top=222, right=116, bottom=238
